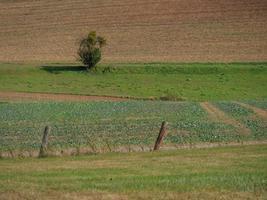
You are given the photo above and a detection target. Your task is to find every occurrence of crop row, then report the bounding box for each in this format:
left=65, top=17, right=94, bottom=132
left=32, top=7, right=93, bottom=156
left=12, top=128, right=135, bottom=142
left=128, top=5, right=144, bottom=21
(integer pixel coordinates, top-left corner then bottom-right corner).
left=0, top=100, right=266, bottom=152
left=215, top=101, right=266, bottom=140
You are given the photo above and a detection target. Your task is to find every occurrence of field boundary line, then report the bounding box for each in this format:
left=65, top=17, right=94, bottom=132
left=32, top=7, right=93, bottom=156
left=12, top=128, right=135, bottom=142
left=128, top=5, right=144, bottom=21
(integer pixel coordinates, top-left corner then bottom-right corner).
left=0, top=91, right=130, bottom=102
left=1, top=141, right=266, bottom=159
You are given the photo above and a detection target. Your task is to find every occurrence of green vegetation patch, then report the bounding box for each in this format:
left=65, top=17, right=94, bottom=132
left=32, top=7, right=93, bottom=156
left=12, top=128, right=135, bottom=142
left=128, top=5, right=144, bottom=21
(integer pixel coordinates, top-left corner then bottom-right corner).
left=0, top=62, right=267, bottom=101
left=1, top=101, right=266, bottom=153
left=215, top=101, right=267, bottom=140
left=246, top=100, right=267, bottom=110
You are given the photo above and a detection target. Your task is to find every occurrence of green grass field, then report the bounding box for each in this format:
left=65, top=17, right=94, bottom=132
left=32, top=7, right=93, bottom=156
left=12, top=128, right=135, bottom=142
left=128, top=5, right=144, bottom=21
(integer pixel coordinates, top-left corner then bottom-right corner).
left=0, top=145, right=266, bottom=199
left=1, top=62, right=267, bottom=101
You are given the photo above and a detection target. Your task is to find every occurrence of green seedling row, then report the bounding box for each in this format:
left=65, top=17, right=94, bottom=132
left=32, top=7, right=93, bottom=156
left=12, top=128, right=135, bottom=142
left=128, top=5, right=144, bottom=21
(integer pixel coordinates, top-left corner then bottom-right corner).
left=0, top=100, right=266, bottom=152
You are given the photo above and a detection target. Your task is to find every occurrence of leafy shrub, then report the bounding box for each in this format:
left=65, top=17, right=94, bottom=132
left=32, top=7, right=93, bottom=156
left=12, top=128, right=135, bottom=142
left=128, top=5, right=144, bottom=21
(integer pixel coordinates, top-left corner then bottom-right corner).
left=78, top=31, right=106, bottom=70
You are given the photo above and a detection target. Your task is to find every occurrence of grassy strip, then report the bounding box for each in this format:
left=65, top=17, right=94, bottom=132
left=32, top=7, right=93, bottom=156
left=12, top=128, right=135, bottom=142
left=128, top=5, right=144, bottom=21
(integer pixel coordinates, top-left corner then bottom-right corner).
left=0, top=144, right=266, bottom=199
left=0, top=62, right=266, bottom=101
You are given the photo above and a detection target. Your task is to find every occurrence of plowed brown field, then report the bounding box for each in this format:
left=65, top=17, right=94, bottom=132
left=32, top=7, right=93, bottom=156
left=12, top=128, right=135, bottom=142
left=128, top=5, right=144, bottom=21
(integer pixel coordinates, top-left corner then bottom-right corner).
left=0, top=0, right=267, bottom=62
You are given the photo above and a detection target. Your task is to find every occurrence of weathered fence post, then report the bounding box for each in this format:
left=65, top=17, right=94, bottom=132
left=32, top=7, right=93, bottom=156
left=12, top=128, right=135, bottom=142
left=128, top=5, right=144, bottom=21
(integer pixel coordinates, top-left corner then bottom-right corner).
left=153, top=121, right=168, bottom=151
left=39, top=126, right=50, bottom=157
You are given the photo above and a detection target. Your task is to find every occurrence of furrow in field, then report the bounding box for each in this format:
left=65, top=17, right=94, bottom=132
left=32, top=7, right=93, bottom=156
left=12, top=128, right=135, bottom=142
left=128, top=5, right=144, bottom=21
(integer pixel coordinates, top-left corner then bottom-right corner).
left=200, top=102, right=251, bottom=135
left=236, top=102, right=267, bottom=121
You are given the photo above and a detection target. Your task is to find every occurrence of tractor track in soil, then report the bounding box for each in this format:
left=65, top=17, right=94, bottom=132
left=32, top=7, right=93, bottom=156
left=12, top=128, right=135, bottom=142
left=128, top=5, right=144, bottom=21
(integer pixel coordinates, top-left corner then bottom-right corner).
left=236, top=102, right=267, bottom=121
left=200, top=102, right=251, bottom=135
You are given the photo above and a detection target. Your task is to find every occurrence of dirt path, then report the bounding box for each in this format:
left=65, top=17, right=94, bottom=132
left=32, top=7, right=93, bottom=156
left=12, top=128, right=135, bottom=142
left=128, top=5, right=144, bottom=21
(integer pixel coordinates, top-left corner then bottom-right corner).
left=236, top=102, right=267, bottom=121
left=0, top=91, right=128, bottom=102
left=200, top=102, right=251, bottom=135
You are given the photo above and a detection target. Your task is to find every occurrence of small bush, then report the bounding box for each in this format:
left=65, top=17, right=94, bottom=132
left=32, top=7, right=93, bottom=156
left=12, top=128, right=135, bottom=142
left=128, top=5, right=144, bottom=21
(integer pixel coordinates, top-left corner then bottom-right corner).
left=77, top=31, right=106, bottom=71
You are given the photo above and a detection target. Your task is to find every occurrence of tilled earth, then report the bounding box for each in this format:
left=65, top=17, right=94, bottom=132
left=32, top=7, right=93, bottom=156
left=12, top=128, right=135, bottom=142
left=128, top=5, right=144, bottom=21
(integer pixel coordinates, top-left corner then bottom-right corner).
left=0, top=0, right=267, bottom=62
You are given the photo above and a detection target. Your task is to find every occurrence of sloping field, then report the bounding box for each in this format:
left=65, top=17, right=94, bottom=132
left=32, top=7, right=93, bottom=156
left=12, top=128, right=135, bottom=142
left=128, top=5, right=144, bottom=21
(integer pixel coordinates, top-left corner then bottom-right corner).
left=0, top=0, right=267, bottom=62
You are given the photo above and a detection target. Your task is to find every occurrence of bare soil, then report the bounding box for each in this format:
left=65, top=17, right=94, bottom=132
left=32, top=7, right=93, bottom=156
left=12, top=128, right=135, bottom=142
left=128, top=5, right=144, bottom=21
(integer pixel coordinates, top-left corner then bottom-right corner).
left=0, top=0, right=267, bottom=62
left=200, top=102, right=251, bottom=135
left=0, top=91, right=128, bottom=102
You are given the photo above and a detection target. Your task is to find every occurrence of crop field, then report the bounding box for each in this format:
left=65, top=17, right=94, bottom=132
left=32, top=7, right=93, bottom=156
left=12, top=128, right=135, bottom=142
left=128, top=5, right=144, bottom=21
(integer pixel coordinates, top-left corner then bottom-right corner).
left=0, top=0, right=267, bottom=62
left=0, top=100, right=266, bottom=157
left=215, top=102, right=267, bottom=136
left=1, top=62, right=267, bottom=101
left=246, top=100, right=267, bottom=110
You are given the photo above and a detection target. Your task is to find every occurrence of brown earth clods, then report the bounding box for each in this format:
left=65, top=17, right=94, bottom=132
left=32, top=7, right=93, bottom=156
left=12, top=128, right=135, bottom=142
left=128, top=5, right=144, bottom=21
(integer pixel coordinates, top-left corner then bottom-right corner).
left=0, top=0, right=267, bottom=63
left=200, top=102, right=251, bottom=135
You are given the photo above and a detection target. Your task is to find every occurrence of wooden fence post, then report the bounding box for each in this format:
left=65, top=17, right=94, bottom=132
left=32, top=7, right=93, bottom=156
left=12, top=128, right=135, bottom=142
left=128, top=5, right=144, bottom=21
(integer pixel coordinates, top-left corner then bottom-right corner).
left=153, top=121, right=168, bottom=151
left=39, top=126, right=50, bottom=157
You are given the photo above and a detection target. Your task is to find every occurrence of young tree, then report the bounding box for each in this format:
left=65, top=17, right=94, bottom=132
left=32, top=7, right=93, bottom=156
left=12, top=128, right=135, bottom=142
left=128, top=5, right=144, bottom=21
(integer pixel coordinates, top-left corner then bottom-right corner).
left=78, top=31, right=106, bottom=70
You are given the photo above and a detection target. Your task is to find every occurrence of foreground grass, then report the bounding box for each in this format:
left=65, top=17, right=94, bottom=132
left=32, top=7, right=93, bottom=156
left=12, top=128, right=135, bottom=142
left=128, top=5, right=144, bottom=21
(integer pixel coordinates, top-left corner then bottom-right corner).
left=0, top=145, right=266, bottom=199
left=0, top=62, right=267, bottom=101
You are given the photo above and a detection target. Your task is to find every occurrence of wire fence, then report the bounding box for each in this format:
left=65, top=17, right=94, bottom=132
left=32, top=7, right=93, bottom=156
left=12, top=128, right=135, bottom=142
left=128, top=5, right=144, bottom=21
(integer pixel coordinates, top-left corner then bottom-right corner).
left=1, top=119, right=252, bottom=158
